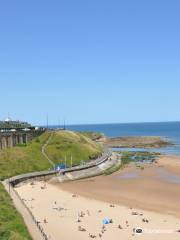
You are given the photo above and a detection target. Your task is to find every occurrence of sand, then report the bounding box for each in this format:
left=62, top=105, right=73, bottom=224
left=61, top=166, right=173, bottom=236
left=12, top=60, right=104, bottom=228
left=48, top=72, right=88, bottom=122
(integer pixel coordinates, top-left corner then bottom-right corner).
left=15, top=155, right=180, bottom=239
left=60, top=155, right=180, bottom=218
left=16, top=179, right=180, bottom=240
left=158, top=155, right=180, bottom=173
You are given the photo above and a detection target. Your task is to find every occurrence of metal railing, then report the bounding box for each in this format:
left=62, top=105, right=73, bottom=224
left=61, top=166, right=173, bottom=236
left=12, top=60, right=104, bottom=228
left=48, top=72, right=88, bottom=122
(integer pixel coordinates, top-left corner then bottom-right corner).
left=9, top=150, right=112, bottom=186
left=9, top=184, right=50, bottom=240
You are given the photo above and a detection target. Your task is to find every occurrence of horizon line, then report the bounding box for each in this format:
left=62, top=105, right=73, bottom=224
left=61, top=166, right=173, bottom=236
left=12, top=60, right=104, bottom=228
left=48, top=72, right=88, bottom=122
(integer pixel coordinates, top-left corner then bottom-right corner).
left=39, top=120, right=180, bottom=127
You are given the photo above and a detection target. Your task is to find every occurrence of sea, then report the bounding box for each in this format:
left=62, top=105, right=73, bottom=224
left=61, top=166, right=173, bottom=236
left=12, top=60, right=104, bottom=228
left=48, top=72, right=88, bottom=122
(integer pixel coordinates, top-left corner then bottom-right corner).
left=51, top=122, right=180, bottom=155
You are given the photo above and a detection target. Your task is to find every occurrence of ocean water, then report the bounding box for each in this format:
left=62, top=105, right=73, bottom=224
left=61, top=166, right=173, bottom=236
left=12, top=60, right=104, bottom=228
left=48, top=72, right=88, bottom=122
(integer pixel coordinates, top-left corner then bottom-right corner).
left=52, top=122, right=180, bottom=155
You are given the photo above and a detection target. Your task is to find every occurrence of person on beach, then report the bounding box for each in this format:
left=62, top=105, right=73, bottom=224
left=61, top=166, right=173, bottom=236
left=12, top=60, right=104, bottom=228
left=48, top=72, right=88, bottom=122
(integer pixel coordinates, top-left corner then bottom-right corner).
left=44, top=218, right=48, bottom=223
left=118, top=224, right=123, bottom=229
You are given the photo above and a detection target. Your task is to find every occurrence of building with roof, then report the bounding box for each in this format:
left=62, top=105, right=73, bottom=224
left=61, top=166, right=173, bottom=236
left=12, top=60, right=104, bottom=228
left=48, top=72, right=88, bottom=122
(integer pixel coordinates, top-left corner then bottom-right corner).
left=0, top=118, right=34, bottom=132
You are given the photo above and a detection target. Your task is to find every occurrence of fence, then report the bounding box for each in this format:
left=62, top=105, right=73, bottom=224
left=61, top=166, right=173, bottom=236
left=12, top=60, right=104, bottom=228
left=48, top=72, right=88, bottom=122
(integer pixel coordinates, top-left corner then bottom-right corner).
left=7, top=182, right=51, bottom=240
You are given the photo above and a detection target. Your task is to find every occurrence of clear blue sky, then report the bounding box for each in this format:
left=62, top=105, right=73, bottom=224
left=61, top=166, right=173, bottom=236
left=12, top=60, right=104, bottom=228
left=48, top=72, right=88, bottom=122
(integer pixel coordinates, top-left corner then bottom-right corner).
left=0, top=0, right=179, bottom=125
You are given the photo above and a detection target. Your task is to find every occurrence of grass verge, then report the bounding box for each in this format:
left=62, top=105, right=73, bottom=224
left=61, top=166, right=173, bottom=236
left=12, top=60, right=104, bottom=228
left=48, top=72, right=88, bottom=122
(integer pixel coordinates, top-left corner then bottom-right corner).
left=0, top=184, right=32, bottom=240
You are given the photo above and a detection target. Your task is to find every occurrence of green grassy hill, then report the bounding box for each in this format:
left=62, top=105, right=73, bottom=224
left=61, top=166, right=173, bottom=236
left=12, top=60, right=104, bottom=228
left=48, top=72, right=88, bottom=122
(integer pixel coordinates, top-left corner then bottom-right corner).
left=0, top=130, right=102, bottom=240
left=46, top=130, right=102, bottom=166
left=80, top=131, right=104, bottom=141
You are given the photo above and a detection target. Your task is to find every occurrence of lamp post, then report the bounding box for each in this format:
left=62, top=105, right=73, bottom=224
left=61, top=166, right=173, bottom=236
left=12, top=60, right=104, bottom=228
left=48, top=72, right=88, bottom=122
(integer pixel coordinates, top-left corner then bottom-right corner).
left=65, top=155, right=67, bottom=169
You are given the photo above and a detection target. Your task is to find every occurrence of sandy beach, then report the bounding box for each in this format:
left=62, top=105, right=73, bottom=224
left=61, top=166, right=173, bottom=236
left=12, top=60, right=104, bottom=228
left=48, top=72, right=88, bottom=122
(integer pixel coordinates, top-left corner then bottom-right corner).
left=16, top=181, right=180, bottom=240
left=60, top=155, right=180, bottom=218
left=157, top=155, right=180, bottom=173
left=15, top=155, right=180, bottom=240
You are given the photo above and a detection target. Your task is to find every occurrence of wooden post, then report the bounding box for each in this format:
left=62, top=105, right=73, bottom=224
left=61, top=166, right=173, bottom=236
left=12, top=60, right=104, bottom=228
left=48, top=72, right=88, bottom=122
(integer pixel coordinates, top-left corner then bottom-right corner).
left=71, top=154, right=73, bottom=168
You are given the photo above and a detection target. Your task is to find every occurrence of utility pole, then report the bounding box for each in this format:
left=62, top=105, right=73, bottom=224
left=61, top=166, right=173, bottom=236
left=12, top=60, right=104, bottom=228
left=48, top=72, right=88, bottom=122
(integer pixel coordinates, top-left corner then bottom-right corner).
left=63, top=118, right=66, bottom=130
left=46, top=114, right=49, bottom=130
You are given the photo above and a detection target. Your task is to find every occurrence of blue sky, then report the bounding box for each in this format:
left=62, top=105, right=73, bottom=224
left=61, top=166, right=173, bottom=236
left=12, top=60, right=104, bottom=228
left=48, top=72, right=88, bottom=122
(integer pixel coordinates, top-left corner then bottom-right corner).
left=0, top=0, right=179, bottom=125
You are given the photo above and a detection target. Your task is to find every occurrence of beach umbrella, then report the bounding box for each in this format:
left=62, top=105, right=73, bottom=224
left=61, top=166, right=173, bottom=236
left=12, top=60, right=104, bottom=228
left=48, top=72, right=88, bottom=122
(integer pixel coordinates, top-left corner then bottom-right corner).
left=102, top=218, right=110, bottom=225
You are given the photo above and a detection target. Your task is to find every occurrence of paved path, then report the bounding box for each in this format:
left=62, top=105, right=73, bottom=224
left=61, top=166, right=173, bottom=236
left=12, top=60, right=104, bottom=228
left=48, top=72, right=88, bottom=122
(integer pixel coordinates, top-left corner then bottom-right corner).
left=55, top=152, right=120, bottom=182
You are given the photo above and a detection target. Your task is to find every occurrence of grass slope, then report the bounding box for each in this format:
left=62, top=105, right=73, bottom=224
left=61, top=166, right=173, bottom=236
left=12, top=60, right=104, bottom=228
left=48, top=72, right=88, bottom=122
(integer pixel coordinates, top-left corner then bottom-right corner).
left=80, top=131, right=104, bottom=141
left=0, top=184, right=31, bottom=240
left=0, top=131, right=51, bottom=181
left=0, top=130, right=102, bottom=240
left=46, top=130, right=102, bottom=166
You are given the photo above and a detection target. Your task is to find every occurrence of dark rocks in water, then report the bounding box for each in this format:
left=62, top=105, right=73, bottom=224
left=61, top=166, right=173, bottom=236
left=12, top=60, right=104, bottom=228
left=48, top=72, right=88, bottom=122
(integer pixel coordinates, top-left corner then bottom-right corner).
left=105, top=136, right=173, bottom=149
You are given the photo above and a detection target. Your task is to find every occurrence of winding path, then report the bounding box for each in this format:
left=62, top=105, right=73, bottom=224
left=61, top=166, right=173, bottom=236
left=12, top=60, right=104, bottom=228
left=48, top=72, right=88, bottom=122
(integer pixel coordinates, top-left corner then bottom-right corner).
left=41, top=133, right=55, bottom=168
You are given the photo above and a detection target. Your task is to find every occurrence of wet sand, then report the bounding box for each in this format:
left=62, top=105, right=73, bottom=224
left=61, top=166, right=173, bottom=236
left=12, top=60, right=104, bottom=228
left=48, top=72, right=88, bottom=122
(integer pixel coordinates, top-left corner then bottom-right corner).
left=158, top=155, right=180, bottom=173
left=60, top=155, right=180, bottom=218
